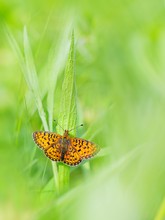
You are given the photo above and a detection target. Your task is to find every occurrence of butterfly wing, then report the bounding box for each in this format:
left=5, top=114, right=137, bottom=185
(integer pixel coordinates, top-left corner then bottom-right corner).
left=33, top=131, right=62, bottom=161
left=33, top=131, right=99, bottom=165
left=44, top=144, right=62, bottom=162
left=70, top=137, right=100, bottom=160
left=63, top=145, right=82, bottom=166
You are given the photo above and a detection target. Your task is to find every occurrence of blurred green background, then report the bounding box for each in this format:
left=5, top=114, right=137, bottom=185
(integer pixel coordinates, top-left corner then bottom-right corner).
left=1, top=0, right=165, bottom=219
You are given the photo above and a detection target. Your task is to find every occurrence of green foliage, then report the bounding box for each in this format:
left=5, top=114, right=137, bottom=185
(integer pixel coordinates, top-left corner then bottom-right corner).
left=1, top=1, right=165, bottom=220
left=57, top=31, right=77, bottom=195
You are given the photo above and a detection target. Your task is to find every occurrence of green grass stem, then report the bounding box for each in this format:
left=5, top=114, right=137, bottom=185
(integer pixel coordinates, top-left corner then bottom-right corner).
left=57, top=31, right=77, bottom=194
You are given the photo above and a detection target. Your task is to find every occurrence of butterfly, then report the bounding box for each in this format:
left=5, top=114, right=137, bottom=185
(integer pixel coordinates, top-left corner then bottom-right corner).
left=32, top=129, right=100, bottom=166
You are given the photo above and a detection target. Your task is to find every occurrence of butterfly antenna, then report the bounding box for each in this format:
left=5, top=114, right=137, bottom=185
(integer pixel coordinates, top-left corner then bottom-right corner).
left=69, top=124, right=83, bottom=132
left=53, top=120, right=64, bottom=131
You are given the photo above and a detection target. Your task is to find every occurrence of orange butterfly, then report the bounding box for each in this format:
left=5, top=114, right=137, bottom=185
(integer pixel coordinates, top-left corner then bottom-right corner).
left=32, top=130, right=100, bottom=166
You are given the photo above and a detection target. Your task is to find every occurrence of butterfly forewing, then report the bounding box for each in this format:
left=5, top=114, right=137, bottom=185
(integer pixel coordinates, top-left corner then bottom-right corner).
left=71, top=137, right=99, bottom=159
left=33, top=131, right=61, bottom=150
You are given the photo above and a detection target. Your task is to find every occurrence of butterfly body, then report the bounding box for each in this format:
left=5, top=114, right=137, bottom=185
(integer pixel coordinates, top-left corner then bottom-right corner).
left=59, top=131, right=70, bottom=160
left=32, top=130, right=99, bottom=166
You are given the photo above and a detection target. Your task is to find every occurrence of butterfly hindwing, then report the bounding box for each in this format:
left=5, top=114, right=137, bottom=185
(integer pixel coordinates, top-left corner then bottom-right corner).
left=44, top=144, right=62, bottom=162
left=63, top=145, right=82, bottom=166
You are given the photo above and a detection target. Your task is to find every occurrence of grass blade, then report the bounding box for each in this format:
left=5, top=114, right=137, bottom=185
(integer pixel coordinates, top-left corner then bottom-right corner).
left=23, top=27, right=48, bottom=131
left=57, top=31, right=77, bottom=194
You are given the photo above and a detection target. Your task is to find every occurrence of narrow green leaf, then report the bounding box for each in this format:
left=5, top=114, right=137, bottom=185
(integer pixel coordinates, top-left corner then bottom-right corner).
left=23, top=27, right=48, bottom=131
left=57, top=31, right=77, bottom=194
left=6, top=25, right=48, bottom=129
left=57, top=31, right=77, bottom=133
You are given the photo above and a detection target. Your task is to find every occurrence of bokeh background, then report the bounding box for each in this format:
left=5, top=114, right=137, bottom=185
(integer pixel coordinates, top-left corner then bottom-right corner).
left=1, top=0, right=165, bottom=219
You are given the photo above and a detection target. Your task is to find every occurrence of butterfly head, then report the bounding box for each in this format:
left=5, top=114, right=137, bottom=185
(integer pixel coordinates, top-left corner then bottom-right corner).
left=63, top=130, right=69, bottom=138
